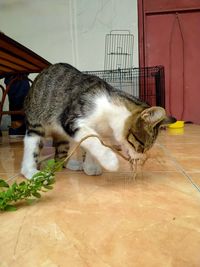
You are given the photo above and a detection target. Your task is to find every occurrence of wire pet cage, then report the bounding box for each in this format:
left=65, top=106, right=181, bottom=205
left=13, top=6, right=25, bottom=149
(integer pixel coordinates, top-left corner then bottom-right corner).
left=84, top=66, right=165, bottom=108
left=104, top=30, right=134, bottom=70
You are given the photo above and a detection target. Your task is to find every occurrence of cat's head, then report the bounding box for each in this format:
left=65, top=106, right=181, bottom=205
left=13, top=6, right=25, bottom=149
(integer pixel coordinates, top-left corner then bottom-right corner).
left=127, top=107, right=176, bottom=153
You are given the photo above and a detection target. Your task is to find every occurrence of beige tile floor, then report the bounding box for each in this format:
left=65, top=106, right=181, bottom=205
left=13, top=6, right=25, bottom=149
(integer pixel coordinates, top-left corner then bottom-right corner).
left=0, top=125, right=200, bottom=267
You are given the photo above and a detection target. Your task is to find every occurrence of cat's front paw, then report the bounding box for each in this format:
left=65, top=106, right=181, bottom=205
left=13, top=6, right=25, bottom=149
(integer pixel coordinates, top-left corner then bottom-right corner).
left=66, top=159, right=83, bottom=171
left=100, top=149, right=119, bottom=171
left=83, top=162, right=102, bottom=176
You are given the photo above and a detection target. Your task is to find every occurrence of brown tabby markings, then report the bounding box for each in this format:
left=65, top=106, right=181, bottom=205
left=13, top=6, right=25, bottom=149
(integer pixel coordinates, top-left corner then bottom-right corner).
left=21, top=63, right=176, bottom=179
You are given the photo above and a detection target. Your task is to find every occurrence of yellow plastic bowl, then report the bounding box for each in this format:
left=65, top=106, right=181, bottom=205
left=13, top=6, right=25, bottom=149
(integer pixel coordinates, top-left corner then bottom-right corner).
left=168, top=120, right=184, bottom=129
left=168, top=127, right=184, bottom=135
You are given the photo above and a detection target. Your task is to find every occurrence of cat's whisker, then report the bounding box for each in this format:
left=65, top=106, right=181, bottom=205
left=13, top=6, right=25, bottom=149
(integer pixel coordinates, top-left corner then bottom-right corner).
left=59, top=134, right=140, bottom=179
left=126, top=157, right=138, bottom=180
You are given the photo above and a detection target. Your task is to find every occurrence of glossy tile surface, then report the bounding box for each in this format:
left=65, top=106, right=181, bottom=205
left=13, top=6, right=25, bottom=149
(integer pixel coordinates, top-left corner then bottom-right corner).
left=0, top=125, right=200, bottom=267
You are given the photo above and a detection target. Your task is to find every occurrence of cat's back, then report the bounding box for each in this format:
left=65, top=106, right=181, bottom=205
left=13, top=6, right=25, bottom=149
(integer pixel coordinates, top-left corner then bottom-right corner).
left=24, top=63, right=110, bottom=125
left=25, top=62, right=109, bottom=111
left=29, top=63, right=81, bottom=95
left=24, top=63, right=81, bottom=119
left=24, top=62, right=149, bottom=125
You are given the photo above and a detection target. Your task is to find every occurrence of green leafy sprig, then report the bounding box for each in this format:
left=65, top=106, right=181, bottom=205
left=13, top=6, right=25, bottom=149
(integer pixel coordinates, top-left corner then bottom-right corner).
left=0, top=134, right=137, bottom=212
left=0, top=160, right=63, bottom=211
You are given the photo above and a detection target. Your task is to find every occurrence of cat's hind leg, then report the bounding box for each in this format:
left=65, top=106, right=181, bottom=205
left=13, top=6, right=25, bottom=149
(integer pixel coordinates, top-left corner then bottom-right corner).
left=21, top=128, right=44, bottom=179
left=54, top=138, right=84, bottom=171
left=54, top=139, right=70, bottom=162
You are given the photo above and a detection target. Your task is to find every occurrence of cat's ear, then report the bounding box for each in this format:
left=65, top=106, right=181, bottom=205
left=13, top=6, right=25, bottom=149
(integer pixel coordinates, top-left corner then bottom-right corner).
left=141, top=107, right=166, bottom=127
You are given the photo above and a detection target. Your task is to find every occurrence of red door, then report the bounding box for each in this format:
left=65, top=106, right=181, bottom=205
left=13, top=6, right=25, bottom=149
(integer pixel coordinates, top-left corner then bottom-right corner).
left=138, top=0, right=200, bottom=123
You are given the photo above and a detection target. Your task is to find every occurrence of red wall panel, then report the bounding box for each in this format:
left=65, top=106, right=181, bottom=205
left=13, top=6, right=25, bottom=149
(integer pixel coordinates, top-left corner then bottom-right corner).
left=144, top=0, right=200, bottom=12
left=138, top=1, right=200, bottom=123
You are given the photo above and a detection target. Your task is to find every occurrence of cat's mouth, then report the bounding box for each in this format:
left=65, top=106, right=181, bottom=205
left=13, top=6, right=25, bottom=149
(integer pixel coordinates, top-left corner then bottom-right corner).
left=127, top=132, right=145, bottom=154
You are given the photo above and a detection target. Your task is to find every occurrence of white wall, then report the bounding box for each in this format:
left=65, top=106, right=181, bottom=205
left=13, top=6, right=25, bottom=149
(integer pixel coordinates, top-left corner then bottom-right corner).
left=0, top=0, right=138, bottom=71
left=72, top=0, right=139, bottom=70
left=0, top=0, right=73, bottom=66
left=0, top=0, right=138, bottom=128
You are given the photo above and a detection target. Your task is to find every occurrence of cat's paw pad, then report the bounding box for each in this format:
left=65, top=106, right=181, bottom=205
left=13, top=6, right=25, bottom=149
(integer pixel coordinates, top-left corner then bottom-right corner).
left=66, top=159, right=83, bottom=171
left=83, top=162, right=102, bottom=176
left=101, top=150, right=119, bottom=171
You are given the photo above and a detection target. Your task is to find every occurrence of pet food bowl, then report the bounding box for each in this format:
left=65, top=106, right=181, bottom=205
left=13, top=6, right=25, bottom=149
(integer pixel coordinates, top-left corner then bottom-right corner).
left=168, top=120, right=184, bottom=129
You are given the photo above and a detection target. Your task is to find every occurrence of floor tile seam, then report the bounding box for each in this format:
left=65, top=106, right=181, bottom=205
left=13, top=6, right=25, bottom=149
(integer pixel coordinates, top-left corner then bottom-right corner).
left=186, top=171, right=200, bottom=174
left=5, top=172, right=22, bottom=182
left=160, top=144, right=200, bottom=147
left=0, top=172, right=20, bottom=175
left=57, top=170, right=185, bottom=176
left=158, top=143, right=200, bottom=146
left=168, top=156, right=200, bottom=159
left=0, top=170, right=184, bottom=176
left=101, top=171, right=182, bottom=175
left=157, top=143, right=200, bottom=194
left=103, top=169, right=183, bottom=174
left=0, top=147, right=24, bottom=150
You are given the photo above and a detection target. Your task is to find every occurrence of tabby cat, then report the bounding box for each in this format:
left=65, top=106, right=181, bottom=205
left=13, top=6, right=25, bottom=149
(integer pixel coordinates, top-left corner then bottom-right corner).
left=21, top=63, right=175, bottom=179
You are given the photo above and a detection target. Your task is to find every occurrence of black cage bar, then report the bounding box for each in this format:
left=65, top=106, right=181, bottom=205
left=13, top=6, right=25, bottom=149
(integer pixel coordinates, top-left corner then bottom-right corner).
left=84, top=66, right=165, bottom=108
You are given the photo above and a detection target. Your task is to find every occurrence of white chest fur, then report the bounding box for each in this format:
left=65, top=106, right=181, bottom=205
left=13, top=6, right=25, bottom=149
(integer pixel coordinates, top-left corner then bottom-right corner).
left=76, top=94, right=131, bottom=141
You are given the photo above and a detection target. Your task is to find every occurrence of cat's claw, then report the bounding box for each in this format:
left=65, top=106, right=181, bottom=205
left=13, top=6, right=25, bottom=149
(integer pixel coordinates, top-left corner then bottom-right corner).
left=83, top=162, right=102, bottom=176
left=66, top=159, right=83, bottom=171
left=100, top=150, right=119, bottom=171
